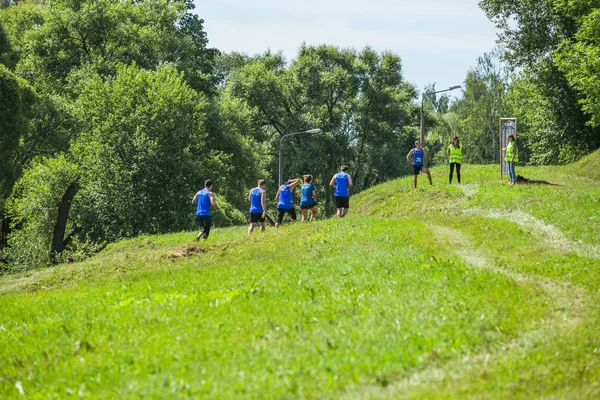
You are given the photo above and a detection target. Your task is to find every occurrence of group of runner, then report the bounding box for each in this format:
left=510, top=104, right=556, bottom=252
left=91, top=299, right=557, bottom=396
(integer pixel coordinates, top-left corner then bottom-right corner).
left=192, top=165, right=353, bottom=240
left=193, top=136, right=518, bottom=240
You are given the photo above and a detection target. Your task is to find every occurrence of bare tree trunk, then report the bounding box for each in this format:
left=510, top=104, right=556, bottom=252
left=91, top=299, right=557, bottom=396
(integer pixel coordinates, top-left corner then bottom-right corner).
left=51, top=181, right=79, bottom=262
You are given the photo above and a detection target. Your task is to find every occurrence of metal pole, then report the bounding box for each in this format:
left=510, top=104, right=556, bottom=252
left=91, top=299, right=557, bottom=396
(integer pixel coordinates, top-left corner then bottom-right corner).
left=279, top=136, right=284, bottom=186
left=420, top=85, right=461, bottom=148
left=420, top=96, right=425, bottom=147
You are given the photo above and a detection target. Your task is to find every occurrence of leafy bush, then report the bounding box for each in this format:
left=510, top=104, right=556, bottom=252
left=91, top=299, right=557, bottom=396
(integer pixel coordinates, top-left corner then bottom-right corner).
left=5, top=155, right=78, bottom=271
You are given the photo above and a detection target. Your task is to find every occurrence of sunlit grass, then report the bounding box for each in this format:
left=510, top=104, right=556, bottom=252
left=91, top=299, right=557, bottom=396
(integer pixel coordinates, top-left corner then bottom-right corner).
left=1, top=156, right=599, bottom=398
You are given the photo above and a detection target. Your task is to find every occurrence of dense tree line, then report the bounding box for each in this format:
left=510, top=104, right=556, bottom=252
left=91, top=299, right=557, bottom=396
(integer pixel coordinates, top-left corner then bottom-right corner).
left=1, top=0, right=598, bottom=272
left=0, top=0, right=418, bottom=272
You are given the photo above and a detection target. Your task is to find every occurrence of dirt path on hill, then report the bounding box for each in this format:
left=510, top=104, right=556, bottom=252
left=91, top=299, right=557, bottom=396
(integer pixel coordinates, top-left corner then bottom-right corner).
left=341, top=219, right=591, bottom=399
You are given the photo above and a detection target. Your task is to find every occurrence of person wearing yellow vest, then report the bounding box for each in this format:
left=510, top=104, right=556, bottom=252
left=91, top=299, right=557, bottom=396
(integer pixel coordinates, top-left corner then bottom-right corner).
left=503, top=134, right=519, bottom=185
left=447, top=136, right=462, bottom=184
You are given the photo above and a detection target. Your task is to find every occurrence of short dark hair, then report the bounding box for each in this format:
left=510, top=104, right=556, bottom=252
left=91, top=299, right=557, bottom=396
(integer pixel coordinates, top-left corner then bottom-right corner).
left=205, top=179, right=213, bottom=188
left=258, top=179, right=266, bottom=186
left=303, top=174, right=312, bottom=183
left=340, top=165, right=348, bottom=172
left=508, top=134, right=515, bottom=140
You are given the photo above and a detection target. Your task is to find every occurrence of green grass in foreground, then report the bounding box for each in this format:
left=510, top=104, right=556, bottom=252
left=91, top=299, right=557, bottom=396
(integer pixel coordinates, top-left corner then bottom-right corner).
left=1, top=156, right=600, bottom=399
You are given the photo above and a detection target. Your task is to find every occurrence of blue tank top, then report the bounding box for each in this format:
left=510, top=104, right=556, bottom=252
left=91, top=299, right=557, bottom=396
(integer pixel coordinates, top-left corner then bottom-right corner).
left=413, top=148, right=424, bottom=166
left=334, top=173, right=349, bottom=197
left=300, top=183, right=315, bottom=206
left=277, top=184, right=293, bottom=209
left=249, top=187, right=264, bottom=213
left=196, top=188, right=212, bottom=216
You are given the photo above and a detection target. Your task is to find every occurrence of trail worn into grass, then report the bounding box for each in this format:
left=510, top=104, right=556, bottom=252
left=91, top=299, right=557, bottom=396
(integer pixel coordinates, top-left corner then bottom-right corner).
left=342, top=219, right=591, bottom=399
left=464, top=208, right=600, bottom=259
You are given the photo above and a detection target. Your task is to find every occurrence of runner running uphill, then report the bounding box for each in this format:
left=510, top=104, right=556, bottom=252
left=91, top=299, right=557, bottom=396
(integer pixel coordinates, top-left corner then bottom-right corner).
left=329, top=165, right=353, bottom=218
left=248, top=179, right=267, bottom=234
left=300, top=174, right=318, bottom=222
left=275, top=178, right=301, bottom=228
left=192, top=179, right=219, bottom=241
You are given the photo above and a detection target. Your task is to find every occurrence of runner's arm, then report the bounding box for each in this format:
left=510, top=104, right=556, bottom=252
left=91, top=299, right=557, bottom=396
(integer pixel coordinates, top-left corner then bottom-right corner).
left=424, top=149, right=429, bottom=167
left=192, top=193, right=198, bottom=205
left=329, top=175, right=336, bottom=188
left=348, top=175, right=353, bottom=192
left=312, top=189, right=316, bottom=202
left=290, top=179, right=301, bottom=190
left=209, top=192, right=219, bottom=212
left=406, top=149, right=414, bottom=162
left=248, top=190, right=251, bottom=202
left=275, top=187, right=280, bottom=202
left=261, top=191, right=266, bottom=217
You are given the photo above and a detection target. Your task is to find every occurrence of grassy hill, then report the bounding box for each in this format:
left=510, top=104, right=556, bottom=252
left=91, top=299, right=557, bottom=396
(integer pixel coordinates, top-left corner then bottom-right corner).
left=1, top=157, right=599, bottom=398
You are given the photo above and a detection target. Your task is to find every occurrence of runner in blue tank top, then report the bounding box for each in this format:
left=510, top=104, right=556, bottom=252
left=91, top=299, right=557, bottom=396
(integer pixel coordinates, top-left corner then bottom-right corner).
left=406, top=140, right=432, bottom=189
left=300, top=174, right=317, bottom=222
left=248, top=179, right=267, bottom=234
left=329, top=165, right=353, bottom=218
left=192, top=179, right=219, bottom=240
left=275, top=178, right=300, bottom=228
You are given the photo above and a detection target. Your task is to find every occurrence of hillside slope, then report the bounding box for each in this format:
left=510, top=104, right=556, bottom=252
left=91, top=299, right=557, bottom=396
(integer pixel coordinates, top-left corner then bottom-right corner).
left=1, top=161, right=599, bottom=399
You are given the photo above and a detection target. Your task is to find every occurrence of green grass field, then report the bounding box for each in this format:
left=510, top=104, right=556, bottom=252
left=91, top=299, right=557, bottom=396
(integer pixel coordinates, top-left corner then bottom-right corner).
left=1, top=154, right=599, bottom=399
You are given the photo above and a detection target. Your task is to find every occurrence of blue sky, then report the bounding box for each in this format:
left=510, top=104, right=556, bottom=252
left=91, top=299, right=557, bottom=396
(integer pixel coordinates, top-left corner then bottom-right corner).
left=194, top=0, right=500, bottom=97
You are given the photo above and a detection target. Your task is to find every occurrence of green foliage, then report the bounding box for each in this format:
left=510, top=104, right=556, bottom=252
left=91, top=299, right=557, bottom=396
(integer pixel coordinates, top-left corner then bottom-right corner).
left=0, top=0, right=218, bottom=93
left=479, top=0, right=600, bottom=163
left=1, top=163, right=599, bottom=396
left=4, top=155, right=78, bottom=271
left=225, top=45, right=417, bottom=212
left=0, top=64, right=35, bottom=203
left=70, top=63, right=220, bottom=242
left=555, top=7, right=600, bottom=128
left=444, top=49, right=509, bottom=164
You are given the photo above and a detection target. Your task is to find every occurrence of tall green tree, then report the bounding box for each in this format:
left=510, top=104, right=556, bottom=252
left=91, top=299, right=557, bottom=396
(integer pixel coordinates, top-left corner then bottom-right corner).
left=479, top=0, right=599, bottom=163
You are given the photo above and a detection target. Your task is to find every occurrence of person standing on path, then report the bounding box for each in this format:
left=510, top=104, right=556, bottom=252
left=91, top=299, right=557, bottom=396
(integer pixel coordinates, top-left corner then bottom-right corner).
left=329, top=165, right=353, bottom=218
left=406, top=140, right=432, bottom=189
left=248, top=179, right=267, bottom=234
left=503, top=134, right=519, bottom=185
left=448, top=136, right=463, bottom=184
left=300, top=174, right=318, bottom=222
left=192, top=179, right=219, bottom=241
left=275, top=178, right=301, bottom=228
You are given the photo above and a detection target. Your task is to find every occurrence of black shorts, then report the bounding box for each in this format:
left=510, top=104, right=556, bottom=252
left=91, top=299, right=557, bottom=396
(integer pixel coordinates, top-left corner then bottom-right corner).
left=276, top=208, right=296, bottom=224
left=334, top=196, right=349, bottom=209
left=413, top=165, right=428, bottom=175
left=195, top=215, right=212, bottom=227
left=300, top=203, right=316, bottom=210
left=250, top=212, right=265, bottom=223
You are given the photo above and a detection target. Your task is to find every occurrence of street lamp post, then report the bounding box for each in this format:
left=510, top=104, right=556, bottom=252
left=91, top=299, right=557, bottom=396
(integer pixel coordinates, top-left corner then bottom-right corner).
left=279, top=129, right=321, bottom=185
left=420, top=85, right=462, bottom=147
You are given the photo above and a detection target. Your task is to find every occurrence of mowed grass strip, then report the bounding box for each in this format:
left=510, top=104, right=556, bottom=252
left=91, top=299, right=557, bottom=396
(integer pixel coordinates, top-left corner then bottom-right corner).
left=2, top=218, right=549, bottom=398
left=1, top=156, right=600, bottom=398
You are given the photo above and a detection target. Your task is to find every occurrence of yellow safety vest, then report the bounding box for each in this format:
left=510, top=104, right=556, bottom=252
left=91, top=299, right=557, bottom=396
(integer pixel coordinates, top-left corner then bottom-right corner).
left=449, top=144, right=462, bottom=164
left=504, top=141, right=519, bottom=162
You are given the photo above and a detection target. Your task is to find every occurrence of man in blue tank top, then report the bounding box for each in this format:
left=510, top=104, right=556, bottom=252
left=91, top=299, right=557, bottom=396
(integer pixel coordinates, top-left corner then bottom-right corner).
left=248, top=179, right=267, bottom=234
left=329, top=165, right=353, bottom=218
left=192, top=179, right=219, bottom=240
left=275, top=178, right=300, bottom=228
left=406, top=140, right=432, bottom=189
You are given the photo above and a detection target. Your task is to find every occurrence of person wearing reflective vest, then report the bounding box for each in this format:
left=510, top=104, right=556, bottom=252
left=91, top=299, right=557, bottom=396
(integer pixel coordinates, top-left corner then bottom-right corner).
left=503, top=134, right=519, bottom=185
left=448, top=136, right=462, bottom=184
